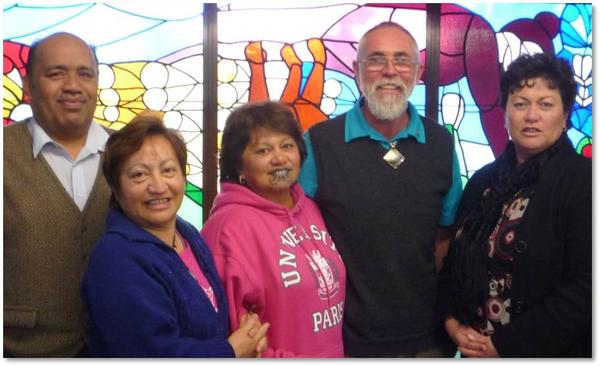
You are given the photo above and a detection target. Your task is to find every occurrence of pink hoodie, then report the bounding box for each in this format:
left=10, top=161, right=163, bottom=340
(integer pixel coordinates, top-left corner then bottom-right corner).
left=201, top=183, right=346, bottom=358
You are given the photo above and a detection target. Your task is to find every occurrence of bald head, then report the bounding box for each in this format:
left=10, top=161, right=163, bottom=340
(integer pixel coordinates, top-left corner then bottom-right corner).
left=26, top=32, right=98, bottom=77
left=356, top=22, right=419, bottom=61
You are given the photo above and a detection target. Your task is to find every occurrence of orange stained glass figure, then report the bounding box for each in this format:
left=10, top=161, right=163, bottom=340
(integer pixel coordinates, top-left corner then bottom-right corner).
left=244, top=39, right=328, bottom=131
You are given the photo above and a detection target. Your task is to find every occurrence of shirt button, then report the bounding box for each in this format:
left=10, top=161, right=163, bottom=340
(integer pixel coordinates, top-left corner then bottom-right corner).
left=514, top=240, right=528, bottom=254
left=513, top=300, right=525, bottom=314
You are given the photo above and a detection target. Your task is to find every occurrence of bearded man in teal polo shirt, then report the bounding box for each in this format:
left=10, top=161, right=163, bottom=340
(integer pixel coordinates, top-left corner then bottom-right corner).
left=298, top=21, right=462, bottom=358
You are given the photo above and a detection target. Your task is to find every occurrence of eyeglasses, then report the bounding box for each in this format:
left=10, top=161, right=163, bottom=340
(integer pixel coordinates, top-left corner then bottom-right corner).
left=358, top=55, right=419, bottom=72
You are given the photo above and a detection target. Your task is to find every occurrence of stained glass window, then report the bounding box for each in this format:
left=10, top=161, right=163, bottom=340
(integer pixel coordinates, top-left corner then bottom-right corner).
left=215, top=2, right=592, bottom=188
left=4, top=2, right=593, bottom=228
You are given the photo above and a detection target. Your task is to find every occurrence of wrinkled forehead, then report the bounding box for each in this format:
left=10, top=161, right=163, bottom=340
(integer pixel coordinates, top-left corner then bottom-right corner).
left=127, top=135, right=177, bottom=165
left=357, top=26, right=419, bottom=59
left=35, top=34, right=97, bottom=68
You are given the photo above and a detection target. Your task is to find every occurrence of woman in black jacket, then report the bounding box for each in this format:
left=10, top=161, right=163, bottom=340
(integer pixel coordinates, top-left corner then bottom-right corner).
left=439, top=53, right=591, bottom=357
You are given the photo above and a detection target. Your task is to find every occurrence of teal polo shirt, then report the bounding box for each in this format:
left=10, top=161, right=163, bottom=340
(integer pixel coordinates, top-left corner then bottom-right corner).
left=298, top=98, right=463, bottom=226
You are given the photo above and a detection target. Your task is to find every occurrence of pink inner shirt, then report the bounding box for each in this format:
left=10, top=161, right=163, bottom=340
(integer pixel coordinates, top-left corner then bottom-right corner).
left=178, top=237, right=219, bottom=312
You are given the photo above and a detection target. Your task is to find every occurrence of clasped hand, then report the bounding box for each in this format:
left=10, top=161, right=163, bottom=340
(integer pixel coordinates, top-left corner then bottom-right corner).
left=445, top=317, right=499, bottom=357
left=228, top=311, right=270, bottom=357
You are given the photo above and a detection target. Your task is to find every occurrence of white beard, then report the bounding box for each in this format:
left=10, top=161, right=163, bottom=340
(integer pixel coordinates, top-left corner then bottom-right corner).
left=362, top=77, right=412, bottom=121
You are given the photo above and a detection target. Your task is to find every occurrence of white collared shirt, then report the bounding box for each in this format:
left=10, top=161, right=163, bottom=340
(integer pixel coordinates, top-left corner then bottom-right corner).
left=27, top=118, right=110, bottom=211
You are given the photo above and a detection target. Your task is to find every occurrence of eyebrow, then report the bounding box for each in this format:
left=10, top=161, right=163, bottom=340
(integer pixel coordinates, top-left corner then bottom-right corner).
left=44, top=65, right=96, bottom=72
left=128, top=159, right=177, bottom=169
left=512, top=95, right=558, bottom=101
left=367, top=51, right=412, bottom=58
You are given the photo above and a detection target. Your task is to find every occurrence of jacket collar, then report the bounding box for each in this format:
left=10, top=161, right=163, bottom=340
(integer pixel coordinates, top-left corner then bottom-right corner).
left=105, top=208, right=195, bottom=247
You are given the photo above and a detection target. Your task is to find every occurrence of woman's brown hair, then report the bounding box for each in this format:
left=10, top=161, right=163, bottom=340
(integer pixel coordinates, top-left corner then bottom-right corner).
left=102, top=112, right=187, bottom=207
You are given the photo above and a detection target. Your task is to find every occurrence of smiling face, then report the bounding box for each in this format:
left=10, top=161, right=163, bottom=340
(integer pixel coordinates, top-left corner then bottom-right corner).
left=239, top=128, right=301, bottom=208
left=353, top=25, right=422, bottom=121
left=116, top=135, right=185, bottom=234
left=23, top=33, right=98, bottom=141
left=505, top=77, right=568, bottom=164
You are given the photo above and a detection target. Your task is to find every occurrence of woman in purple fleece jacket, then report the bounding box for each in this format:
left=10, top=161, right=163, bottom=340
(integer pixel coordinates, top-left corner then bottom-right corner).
left=201, top=101, right=346, bottom=357
left=82, top=113, right=269, bottom=357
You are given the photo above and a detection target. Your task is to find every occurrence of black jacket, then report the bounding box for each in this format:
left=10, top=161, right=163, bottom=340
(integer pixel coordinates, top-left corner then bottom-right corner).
left=439, top=140, right=592, bottom=357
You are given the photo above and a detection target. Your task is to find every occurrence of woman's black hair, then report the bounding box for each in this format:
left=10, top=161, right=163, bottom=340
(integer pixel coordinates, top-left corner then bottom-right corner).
left=219, top=101, right=307, bottom=183
left=500, top=53, right=577, bottom=128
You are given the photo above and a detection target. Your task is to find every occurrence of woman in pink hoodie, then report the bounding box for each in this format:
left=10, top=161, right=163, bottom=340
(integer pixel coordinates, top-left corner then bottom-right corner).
left=201, top=101, right=346, bottom=357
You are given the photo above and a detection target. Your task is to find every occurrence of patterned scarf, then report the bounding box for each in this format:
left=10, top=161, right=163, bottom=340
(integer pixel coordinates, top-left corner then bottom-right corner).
left=450, top=134, right=568, bottom=325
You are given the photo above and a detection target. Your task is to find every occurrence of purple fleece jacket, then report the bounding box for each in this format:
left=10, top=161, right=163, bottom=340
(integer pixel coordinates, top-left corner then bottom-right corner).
left=82, top=208, right=234, bottom=357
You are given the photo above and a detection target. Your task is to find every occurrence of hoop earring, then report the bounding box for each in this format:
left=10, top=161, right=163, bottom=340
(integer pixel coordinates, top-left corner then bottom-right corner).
left=239, top=176, right=247, bottom=185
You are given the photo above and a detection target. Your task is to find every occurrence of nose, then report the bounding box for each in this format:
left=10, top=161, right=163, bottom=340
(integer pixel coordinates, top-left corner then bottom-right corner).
left=62, top=72, right=82, bottom=92
left=381, top=59, right=399, bottom=76
left=147, top=173, right=168, bottom=194
left=270, top=147, right=287, bottom=165
left=524, top=105, right=540, bottom=121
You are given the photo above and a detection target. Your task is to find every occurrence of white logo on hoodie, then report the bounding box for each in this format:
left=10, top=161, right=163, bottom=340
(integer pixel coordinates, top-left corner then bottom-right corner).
left=278, top=224, right=339, bottom=290
left=306, top=249, right=340, bottom=300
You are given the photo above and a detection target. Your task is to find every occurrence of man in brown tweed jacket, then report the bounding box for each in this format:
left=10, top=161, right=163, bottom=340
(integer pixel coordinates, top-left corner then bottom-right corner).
left=4, top=32, right=111, bottom=357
